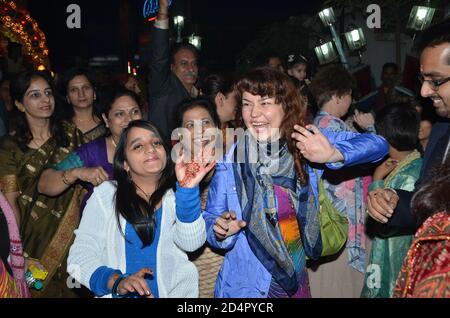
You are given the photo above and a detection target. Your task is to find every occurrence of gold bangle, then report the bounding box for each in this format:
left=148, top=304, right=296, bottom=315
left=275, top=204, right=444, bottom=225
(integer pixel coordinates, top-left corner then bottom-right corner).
left=62, top=170, right=71, bottom=186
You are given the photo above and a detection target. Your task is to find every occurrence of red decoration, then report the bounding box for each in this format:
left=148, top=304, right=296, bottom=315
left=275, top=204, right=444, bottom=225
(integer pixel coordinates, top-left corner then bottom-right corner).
left=179, top=162, right=201, bottom=188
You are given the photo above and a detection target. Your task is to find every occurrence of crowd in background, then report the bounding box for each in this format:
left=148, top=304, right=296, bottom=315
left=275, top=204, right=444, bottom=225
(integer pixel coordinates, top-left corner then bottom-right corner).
left=0, top=0, right=449, bottom=299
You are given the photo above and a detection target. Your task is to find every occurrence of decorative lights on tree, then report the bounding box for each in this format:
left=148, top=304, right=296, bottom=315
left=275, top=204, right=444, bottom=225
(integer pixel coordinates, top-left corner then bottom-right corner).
left=0, top=0, right=50, bottom=70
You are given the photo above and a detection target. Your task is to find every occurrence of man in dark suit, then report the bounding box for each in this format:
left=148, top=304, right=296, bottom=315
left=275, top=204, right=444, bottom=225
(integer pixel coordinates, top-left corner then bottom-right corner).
left=147, top=0, right=199, bottom=139
left=367, top=23, right=450, bottom=230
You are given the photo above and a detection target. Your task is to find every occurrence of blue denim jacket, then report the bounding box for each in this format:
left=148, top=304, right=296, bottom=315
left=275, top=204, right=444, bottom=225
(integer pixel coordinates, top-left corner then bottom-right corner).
left=203, top=130, right=389, bottom=298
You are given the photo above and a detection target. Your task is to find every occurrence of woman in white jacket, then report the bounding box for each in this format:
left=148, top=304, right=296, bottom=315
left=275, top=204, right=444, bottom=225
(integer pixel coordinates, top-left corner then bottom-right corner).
left=67, top=120, right=215, bottom=298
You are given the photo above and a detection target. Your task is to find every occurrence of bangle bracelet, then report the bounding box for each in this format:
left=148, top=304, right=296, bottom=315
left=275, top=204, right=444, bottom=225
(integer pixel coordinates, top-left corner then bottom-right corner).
left=111, top=273, right=130, bottom=298
left=62, top=170, right=72, bottom=186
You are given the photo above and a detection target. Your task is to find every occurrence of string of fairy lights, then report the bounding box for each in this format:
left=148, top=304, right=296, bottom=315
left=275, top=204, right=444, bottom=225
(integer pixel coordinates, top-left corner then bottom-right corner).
left=0, top=0, right=50, bottom=70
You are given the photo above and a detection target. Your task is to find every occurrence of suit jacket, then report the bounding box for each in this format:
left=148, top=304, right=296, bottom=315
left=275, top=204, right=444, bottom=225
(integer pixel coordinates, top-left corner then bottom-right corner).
left=388, top=120, right=450, bottom=231
left=147, top=25, right=190, bottom=139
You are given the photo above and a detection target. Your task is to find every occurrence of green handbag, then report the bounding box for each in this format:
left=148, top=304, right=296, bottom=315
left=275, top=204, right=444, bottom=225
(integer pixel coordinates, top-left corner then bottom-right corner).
left=315, top=170, right=349, bottom=257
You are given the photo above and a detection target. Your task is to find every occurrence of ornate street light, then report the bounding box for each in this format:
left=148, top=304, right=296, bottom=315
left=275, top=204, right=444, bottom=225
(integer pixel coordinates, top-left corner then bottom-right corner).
left=314, top=40, right=338, bottom=65
left=317, top=7, right=349, bottom=69
left=344, top=27, right=366, bottom=51
left=318, top=7, right=337, bottom=26
left=406, top=4, right=436, bottom=31
left=188, top=34, right=202, bottom=50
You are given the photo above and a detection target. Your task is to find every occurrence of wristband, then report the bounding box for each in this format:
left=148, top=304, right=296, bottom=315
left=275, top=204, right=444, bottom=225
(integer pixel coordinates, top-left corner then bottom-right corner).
left=111, top=273, right=130, bottom=298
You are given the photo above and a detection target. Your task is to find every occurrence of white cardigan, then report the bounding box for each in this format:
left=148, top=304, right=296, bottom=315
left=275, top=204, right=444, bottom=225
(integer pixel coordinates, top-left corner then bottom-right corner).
left=67, top=181, right=206, bottom=298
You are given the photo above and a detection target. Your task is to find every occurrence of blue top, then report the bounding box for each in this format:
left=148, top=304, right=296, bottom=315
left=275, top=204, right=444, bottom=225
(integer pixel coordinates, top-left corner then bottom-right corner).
left=124, top=207, right=162, bottom=298
left=88, top=184, right=200, bottom=297
left=203, top=130, right=389, bottom=298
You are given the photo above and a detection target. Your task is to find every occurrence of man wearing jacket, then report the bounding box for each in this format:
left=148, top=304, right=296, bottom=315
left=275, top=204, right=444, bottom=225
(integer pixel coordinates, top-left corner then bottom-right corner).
left=367, top=22, right=450, bottom=230
left=147, top=0, right=199, bottom=139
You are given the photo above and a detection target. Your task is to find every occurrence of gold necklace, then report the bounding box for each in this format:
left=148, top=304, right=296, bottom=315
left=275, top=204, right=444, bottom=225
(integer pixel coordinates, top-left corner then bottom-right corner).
left=74, top=116, right=94, bottom=123
left=110, top=136, right=118, bottom=148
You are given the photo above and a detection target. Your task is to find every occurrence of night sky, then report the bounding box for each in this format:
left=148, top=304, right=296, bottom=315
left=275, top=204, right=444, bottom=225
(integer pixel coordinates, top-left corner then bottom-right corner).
left=26, top=0, right=322, bottom=72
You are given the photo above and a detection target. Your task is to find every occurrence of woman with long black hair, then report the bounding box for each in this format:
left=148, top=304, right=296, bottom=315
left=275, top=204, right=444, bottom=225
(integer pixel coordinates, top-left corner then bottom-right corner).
left=0, top=70, right=84, bottom=297
left=68, top=120, right=213, bottom=298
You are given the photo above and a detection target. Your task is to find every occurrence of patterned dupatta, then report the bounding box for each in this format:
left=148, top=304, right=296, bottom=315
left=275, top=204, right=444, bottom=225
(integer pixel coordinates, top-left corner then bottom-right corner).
left=0, top=192, right=30, bottom=298
left=232, top=132, right=321, bottom=296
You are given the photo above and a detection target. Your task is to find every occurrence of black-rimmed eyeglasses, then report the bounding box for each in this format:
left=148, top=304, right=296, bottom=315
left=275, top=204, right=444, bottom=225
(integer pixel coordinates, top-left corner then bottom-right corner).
left=418, top=74, right=450, bottom=91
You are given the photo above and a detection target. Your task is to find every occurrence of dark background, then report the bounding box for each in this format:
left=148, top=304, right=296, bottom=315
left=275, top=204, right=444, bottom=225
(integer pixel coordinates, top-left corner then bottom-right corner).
left=27, top=0, right=323, bottom=72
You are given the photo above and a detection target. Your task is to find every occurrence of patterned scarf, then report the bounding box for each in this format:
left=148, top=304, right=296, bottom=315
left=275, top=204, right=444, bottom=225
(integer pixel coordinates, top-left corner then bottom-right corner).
left=233, top=132, right=321, bottom=296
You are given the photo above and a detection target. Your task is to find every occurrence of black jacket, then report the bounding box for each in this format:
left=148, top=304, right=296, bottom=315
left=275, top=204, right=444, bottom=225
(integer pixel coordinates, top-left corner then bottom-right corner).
left=147, top=26, right=190, bottom=139
left=388, top=120, right=450, bottom=231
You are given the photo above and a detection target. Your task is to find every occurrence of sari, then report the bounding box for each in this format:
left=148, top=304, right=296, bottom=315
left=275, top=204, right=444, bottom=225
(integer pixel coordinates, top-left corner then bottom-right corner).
left=54, top=137, right=113, bottom=213
left=361, top=150, right=422, bottom=298
left=393, top=211, right=450, bottom=298
left=0, top=122, right=84, bottom=297
left=0, top=192, right=30, bottom=298
left=81, top=123, right=106, bottom=143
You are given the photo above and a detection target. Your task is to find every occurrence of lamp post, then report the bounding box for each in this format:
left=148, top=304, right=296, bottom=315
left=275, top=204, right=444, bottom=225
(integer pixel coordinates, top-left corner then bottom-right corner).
left=173, top=15, right=184, bottom=43
left=318, top=7, right=349, bottom=69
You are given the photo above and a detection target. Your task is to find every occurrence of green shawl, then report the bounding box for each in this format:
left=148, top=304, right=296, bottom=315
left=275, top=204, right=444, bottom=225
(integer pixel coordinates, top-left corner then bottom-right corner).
left=361, top=150, right=422, bottom=298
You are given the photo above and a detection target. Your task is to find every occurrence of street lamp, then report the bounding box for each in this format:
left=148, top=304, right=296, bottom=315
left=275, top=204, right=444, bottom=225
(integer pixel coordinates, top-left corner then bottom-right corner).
left=188, top=34, right=202, bottom=50
left=344, top=27, right=366, bottom=51
left=173, top=15, right=184, bottom=43
left=344, top=26, right=366, bottom=63
left=318, top=7, right=337, bottom=26
left=318, top=7, right=349, bottom=69
left=406, top=4, right=435, bottom=31
left=314, top=40, right=338, bottom=65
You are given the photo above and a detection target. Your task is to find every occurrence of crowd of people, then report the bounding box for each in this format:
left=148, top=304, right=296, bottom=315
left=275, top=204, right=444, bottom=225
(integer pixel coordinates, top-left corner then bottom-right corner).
left=0, top=0, right=449, bottom=299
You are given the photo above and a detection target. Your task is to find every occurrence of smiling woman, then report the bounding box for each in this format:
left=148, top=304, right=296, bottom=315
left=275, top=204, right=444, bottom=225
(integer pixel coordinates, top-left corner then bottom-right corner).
left=68, top=120, right=213, bottom=298
left=0, top=70, right=84, bottom=297
left=38, top=85, right=143, bottom=214
left=202, top=67, right=389, bottom=298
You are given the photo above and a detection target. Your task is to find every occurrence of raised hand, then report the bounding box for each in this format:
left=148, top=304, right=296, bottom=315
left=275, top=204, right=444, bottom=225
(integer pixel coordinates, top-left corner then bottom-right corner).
left=175, top=147, right=216, bottom=188
left=291, top=124, right=344, bottom=163
left=158, top=0, right=169, bottom=19
left=353, top=110, right=375, bottom=130
left=159, top=0, right=169, bottom=10
left=213, top=211, right=246, bottom=241
left=115, top=268, right=154, bottom=298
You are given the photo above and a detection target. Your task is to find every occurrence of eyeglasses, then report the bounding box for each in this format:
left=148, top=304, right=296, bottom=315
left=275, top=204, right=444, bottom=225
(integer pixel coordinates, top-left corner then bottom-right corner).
left=418, top=74, right=450, bottom=91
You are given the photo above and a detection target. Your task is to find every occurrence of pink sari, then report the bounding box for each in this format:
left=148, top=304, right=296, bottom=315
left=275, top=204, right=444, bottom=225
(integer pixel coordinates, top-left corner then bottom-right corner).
left=0, top=192, right=30, bottom=298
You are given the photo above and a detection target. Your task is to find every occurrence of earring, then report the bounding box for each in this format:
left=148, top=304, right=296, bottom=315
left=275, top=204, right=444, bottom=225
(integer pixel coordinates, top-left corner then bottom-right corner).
left=15, top=102, right=25, bottom=113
